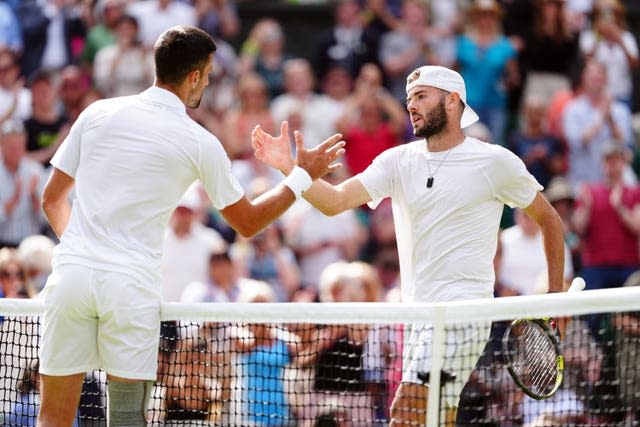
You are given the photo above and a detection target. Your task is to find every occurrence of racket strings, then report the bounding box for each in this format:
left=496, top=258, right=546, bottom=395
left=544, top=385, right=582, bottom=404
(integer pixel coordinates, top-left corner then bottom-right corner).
left=508, top=322, right=559, bottom=395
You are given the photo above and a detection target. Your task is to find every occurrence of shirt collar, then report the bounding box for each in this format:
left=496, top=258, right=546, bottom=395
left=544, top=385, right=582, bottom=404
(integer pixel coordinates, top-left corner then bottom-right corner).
left=141, top=86, right=186, bottom=112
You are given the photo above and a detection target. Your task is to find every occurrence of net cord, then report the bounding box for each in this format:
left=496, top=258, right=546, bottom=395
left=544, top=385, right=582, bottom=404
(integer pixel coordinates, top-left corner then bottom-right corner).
left=4, top=286, right=640, bottom=324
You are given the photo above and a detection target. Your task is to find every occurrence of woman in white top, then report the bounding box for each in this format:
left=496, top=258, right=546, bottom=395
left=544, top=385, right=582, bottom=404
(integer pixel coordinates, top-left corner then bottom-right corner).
left=579, top=0, right=639, bottom=106
left=93, top=14, right=154, bottom=98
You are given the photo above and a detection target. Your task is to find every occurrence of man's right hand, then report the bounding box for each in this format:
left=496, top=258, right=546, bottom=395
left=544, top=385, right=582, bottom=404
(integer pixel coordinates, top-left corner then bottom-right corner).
left=252, top=121, right=345, bottom=180
left=293, top=130, right=345, bottom=181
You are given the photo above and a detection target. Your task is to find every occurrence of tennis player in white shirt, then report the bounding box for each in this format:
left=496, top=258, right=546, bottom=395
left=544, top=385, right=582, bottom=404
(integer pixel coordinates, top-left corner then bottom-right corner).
left=37, top=25, right=344, bottom=427
left=252, top=65, right=566, bottom=426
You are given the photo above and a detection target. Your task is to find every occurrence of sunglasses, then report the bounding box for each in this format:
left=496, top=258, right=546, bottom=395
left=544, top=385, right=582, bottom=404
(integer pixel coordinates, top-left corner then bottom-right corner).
left=0, top=270, right=24, bottom=280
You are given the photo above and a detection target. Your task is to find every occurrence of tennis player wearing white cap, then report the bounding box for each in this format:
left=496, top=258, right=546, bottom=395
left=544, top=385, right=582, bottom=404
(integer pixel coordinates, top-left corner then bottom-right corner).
left=251, top=65, right=566, bottom=426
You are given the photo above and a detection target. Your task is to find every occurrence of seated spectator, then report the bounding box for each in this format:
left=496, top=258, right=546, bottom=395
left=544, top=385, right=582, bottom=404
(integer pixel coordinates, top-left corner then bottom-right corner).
left=234, top=281, right=300, bottom=426
left=23, top=69, right=70, bottom=166
left=292, top=261, right=380, bottom=426
left=79, top=0, right=126, bottom=70
left=180, top=250, right=261, bottom=304
left=0, top=2, right=21, bottom=54
left=572, top=142, right=640, bottom=298
left=562, top=60, right=633, bottom=191
left=0, top=48, right=31, bottom=123
left=335, top=63, right=407, bottom=176
left=270, top=58, right=339, bottom=149
left=93, top=14, right=154, bottom=98
left=508, top=96, right=565, bottom=188
left=238, top=18, right=295, bottom=100
left=58, top=65, right=92, bottom=123
left=17, top=0, right=86, bottom=79
left=0, top=247, right=33, bottom=298
left=17, top=234, right=55, bottom=294
left=159, top=335, right=222, bottom=423
left=221, top=72, right=276, bottom=160
left=126, top=0, right=196, bottom=49
left=193, top=0, right=239, bottom=42
left=283, top=168, right=366, bottom=295
left=379, top=0, right=441, bottom=104
left=0, top=120, right=46, bottom=249
left=161, top=182, right=227, bottom=302
left=499, top=208, right=574, bottom=295
left=233, top=222, right=300, bottom=302
left=313, top=0, right=380, bottom=80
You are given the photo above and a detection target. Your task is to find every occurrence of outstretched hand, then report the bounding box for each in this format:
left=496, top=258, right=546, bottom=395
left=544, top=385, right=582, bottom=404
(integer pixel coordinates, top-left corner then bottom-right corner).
left=293, top=129, right=345, bottom=181
left=252, top=121, right=345, bottom=180
left=252, top=121, right=294, bottom=174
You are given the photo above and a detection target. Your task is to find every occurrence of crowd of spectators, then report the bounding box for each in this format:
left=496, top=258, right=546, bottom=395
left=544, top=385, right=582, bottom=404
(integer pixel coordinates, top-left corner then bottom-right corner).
left=0, top=0, right=639, bottom=425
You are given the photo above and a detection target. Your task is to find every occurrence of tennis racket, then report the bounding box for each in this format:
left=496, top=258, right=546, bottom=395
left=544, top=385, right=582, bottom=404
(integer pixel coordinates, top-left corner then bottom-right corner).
left=501, top=277, right=585, bottom=400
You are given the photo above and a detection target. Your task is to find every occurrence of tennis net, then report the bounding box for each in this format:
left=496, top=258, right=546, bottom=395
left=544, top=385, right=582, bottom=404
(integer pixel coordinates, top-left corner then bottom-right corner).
left=0, top=286, right=638, bottom=426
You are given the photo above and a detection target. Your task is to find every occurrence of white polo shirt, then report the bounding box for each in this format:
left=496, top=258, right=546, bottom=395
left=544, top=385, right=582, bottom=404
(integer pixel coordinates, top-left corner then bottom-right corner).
left=50, top=86, right=244, bottom=286
left=357, top=137, right=541, bottom=303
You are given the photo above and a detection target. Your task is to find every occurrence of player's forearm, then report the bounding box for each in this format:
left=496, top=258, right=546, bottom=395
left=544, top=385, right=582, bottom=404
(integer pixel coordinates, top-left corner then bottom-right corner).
left=540, top=213, right=566, bottom=292
left=42, top=198, right=71, bottom=239
left=302, top=179, right=348, bottom=216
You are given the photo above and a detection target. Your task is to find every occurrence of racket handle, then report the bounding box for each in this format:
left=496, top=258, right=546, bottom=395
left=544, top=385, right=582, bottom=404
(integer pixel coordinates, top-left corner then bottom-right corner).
left=568, top=277, right=586, bottom=292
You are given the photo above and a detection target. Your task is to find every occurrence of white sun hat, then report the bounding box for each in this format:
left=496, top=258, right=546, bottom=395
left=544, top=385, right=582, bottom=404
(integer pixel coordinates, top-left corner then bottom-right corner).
left=405, top=65, right=480, bottom=129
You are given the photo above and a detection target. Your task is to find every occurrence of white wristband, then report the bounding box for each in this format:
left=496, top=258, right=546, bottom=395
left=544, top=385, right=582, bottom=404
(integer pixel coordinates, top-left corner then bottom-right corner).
left=282, top=166, right=312, bottom=200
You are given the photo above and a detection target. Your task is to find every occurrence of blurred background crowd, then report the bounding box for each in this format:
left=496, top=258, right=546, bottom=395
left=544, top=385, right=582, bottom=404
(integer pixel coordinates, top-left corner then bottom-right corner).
left=0, top=0, right=640, bottom=424
left=1, top=0, right=639, bottom=305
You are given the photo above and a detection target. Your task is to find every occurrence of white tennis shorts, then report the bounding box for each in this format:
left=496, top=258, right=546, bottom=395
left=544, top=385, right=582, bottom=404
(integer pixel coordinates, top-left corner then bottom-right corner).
left=402, top=322, right=491, bottom=408
left=39, top=264, right=161, bottom=380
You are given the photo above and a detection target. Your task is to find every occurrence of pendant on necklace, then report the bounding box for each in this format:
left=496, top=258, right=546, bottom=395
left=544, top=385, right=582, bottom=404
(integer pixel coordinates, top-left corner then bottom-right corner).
left=426, top=177, right=434, bottom=188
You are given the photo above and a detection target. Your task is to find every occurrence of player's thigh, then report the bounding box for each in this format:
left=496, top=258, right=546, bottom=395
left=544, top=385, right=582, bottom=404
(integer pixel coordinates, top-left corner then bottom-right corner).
left=40, top=265, right=100, bottom=375
left=401, top=322, right=490, bottom=407
left=95, top=271, right=161, bottom=381
left=390, top=382, right=428, bottom=417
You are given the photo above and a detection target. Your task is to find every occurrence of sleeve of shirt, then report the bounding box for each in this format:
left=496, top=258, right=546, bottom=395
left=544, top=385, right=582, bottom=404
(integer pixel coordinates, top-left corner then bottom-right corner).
left=488, top=146, right=542, bottom=209
left=197, top=134, right=244, bottom=210
left=356, top=148, right=396, bottom=210
left=50, top=107, right=89, bottom=178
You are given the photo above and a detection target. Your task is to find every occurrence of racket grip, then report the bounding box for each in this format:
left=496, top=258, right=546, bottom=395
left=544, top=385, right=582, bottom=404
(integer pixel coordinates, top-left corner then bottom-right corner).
left=568, top=277, right=586, bottom=292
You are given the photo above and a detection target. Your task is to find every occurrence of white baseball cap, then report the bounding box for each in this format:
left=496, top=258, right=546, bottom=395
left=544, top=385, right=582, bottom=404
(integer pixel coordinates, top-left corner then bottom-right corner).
left=406, top=65, right=479, bottom=129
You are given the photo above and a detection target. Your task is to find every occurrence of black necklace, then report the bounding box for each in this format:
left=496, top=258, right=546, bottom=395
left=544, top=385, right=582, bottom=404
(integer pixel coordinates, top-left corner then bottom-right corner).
left=425, top=144, right=458, bottom=188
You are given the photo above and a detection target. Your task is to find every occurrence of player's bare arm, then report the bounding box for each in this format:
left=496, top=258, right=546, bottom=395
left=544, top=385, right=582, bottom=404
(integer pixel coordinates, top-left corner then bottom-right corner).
left=523, top=192, right=565, bottom=293
left=252, top=122, right=372, bottom=216
left=42, top=167, right=75, bottom=238
left=222, top=127, right=345, bottom=237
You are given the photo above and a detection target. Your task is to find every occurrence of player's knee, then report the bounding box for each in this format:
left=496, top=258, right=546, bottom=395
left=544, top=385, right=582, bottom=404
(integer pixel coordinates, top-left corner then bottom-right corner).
left=107, top=381, right=153, bottom=427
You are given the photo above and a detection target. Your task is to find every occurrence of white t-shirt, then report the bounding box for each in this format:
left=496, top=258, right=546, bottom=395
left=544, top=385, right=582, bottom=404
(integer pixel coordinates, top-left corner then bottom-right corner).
left=579, top=30, right=639, bottom=100
left=357, top=137, right=541, bottom=303
left=50, top=86, right=244, bottom=286
left=161, top=223, right=227, bottom=302
left=499, top=225, right=574, bottom=295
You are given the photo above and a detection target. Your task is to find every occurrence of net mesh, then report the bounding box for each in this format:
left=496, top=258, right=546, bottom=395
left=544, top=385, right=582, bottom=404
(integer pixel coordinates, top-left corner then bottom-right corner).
left=0, top=287, right=638, bottom=426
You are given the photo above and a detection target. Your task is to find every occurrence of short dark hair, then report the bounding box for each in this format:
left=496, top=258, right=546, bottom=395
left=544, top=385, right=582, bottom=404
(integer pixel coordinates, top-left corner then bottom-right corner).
left=154, top=25, right=217, bottom=86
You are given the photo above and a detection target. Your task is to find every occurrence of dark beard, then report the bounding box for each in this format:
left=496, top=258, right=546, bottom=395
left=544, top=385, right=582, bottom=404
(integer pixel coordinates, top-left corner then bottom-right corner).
left=414, top=97, right=448, bottom=139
